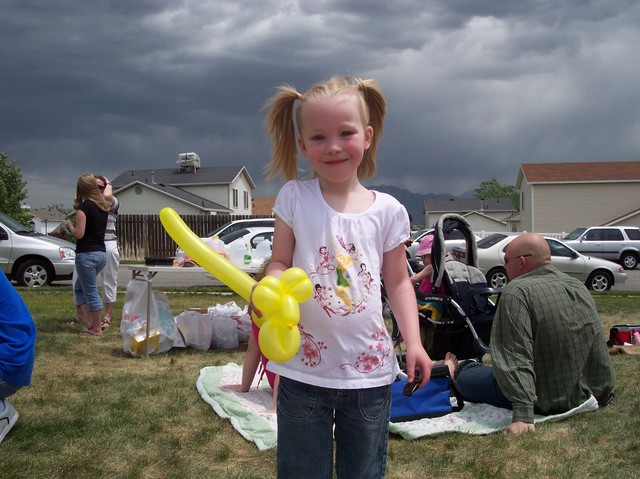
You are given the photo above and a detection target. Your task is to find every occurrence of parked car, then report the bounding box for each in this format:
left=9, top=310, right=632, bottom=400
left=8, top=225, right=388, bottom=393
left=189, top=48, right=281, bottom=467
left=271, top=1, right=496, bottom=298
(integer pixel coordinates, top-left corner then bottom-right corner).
left=219, top=226, right=274, bottom=254
left=174, top=218, right=275, bottom=257
left=175, top=225, right=274, bottom=268
left=562, top=226, right=640, bottom=270
left=202, top=218, right=275, bottom=241
left=0, top=211, right=76, bottom=287
left=454, top=232, right=627, bottom=292
left=406, top=228, right=481, bottom=260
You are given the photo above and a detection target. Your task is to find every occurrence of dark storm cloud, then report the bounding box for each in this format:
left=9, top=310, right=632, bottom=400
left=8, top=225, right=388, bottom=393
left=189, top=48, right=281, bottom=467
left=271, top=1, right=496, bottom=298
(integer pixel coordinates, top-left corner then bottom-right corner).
left=0, top=0, right=638, bottom=207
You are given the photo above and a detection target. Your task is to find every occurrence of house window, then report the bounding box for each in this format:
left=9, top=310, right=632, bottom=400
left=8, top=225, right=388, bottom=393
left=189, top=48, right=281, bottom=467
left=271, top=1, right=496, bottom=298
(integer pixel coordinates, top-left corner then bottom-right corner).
left=233, top=189, right=238, bottom=208
left=244, top=191, right=249, bottom=210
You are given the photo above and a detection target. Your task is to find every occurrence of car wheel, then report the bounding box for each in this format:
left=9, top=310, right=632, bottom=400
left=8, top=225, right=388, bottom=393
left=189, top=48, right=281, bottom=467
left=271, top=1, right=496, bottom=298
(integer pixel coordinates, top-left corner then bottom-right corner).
left=620, top=252, right=638, bottom=270
left=486, top=268, right=508, bottom=288
left=15, top=259, right=52, bottom=287
left=586, top=271, right=613, bottom=292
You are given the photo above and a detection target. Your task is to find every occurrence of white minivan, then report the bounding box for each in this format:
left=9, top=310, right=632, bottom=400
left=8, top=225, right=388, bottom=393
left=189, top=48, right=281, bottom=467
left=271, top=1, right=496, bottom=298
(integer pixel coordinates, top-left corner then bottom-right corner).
left=0, top=211, right=76, bottom=287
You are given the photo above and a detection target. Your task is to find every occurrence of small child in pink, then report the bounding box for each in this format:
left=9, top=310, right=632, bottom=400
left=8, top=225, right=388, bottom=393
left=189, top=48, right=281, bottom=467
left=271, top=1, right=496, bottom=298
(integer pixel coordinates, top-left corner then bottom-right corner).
left=410, top=235, right=435, bottom=294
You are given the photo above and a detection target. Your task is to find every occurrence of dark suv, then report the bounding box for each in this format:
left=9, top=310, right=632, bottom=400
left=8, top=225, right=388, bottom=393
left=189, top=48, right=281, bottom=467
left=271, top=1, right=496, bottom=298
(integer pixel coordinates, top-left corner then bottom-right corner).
left=563, top=226, right=640, bottom=270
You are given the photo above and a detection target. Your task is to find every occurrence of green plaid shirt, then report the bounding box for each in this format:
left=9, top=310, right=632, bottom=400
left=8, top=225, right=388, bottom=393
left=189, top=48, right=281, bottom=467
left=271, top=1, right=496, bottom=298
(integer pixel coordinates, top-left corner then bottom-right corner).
left=491, top=264, right=615, bottom=423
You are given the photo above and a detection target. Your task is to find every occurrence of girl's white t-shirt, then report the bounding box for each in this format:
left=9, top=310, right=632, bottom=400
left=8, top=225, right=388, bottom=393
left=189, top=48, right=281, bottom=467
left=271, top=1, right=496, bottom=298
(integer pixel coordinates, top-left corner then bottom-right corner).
left=267, top=179, right=410, bottom=389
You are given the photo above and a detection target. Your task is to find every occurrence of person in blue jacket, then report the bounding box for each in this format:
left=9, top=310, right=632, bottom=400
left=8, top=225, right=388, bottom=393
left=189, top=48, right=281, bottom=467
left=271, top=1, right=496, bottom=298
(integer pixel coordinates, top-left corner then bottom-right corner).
left=0, top=273, right=36, bottom=443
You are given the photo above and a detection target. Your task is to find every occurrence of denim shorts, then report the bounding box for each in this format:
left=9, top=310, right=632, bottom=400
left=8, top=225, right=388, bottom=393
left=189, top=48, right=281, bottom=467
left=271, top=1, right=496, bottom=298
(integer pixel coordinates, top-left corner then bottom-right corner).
left=74, top=251, right=107, bottom=312
left=276, top=376, right=391, bottom=479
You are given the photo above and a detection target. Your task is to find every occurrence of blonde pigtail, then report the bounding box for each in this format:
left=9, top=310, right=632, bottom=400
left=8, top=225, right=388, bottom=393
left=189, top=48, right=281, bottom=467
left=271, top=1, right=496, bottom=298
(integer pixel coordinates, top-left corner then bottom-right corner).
left=355, top=78, right=387, bottom=180
left=264, top=86, right=301, bottom=181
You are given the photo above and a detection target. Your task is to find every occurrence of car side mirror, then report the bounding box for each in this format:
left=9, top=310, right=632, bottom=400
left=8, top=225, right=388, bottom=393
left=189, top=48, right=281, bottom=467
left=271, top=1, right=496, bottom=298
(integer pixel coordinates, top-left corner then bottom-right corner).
left=0, top=229, right=8, bottom=241
left=572, top=251, right=578, bottom=259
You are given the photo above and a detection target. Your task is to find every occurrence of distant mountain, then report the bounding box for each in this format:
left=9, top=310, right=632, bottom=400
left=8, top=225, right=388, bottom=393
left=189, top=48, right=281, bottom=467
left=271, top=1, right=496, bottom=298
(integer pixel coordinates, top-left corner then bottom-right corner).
left=368, top=184, right=465, bottom=226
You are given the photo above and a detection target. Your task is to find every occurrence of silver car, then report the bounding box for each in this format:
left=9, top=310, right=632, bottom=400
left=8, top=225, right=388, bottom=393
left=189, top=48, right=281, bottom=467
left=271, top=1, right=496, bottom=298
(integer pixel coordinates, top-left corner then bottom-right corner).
left=458, top=233, right=627, bottom=292
left=562, top=226, right=640, bottom=270
left=0, top=211, right=76, bottom=287
left=407, top=228, right=480, bottom=260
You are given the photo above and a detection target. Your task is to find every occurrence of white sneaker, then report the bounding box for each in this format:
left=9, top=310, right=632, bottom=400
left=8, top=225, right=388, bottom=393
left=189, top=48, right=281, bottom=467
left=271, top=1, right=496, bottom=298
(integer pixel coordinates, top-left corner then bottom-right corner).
left=0, top=399, right=19, bottom=443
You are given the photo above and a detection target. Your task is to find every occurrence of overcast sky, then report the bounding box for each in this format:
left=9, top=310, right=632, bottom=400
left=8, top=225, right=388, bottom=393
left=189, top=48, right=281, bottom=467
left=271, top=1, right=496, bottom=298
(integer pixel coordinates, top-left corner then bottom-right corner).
left=2, top=0, right=638, bottom=210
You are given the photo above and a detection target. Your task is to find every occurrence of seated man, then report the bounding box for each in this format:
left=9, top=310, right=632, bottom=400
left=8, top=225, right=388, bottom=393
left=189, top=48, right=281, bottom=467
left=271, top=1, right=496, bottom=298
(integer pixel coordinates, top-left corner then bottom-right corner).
left=0, top=273, right=36, bottom=443
left=452, top=233, right=615, bottom=434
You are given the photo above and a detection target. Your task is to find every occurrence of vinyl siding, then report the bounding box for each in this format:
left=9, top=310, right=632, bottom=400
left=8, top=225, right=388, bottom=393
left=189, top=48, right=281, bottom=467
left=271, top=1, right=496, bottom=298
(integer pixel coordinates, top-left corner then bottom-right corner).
left=184, top=184, right=229, bottom=208
left=525, top=183, right=639, bottom=233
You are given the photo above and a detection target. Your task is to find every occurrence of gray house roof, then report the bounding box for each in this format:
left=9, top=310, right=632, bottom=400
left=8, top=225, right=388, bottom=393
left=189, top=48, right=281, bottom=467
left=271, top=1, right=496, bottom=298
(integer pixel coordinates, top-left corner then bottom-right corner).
left=30, top=207, right=68, bottom=222
left=112, top=165, right=255, bottom=213
left=112, top=165, right=256, bottom=189
left=424, top=197, right=516, bottom=213
left=115, top=180, right=231, bottom=212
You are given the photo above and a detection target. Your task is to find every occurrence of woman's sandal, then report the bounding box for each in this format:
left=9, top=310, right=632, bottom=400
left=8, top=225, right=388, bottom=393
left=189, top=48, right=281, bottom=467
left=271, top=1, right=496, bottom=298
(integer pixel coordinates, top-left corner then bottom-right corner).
left=101, top=318, right=111, bottom=331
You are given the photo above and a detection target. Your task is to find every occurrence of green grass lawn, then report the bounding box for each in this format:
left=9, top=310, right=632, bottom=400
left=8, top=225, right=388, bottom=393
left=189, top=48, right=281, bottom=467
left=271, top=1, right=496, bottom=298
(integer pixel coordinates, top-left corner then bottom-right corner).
left=2, top=285, right=639, bottom=479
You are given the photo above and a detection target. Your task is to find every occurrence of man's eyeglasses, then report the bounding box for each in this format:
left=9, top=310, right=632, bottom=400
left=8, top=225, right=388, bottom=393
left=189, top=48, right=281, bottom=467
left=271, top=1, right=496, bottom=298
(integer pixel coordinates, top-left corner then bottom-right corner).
left=504, top=254, right=532, bottom=265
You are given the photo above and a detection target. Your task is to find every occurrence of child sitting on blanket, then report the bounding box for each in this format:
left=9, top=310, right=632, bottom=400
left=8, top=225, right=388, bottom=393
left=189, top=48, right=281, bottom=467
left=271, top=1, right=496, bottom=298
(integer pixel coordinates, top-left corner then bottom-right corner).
left=223, top=261, right=279, bottom=413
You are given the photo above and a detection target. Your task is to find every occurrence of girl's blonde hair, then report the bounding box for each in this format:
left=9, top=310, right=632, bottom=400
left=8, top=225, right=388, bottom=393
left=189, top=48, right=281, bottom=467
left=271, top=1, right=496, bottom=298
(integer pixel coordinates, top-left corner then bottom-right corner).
left=73, top=173, right=111, bottom=212
left=264, top=76, right=387, bottom=181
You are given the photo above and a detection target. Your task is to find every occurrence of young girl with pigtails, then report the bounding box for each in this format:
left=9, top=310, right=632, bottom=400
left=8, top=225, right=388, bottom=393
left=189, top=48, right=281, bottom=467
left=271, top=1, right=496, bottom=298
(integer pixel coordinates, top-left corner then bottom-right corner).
left=260, top=76, right=433, bottom=478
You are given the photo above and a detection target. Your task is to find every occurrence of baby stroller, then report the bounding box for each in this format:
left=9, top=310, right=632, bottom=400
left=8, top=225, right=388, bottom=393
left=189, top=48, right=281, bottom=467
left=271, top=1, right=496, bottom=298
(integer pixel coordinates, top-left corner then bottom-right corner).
left=388, top=213, right=501, bottom=363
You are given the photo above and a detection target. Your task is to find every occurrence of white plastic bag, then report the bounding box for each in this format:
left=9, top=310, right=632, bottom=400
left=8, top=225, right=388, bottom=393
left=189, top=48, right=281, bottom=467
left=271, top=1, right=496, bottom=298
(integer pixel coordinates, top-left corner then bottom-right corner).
left=236, top=313, right=252, bottom=343
left=208, top=301, right=245, bottom=317
left=120, top=279, right=177, bottom=357
left=208, top=301, right=244, bottom=349
left=175, top=310, right=213, bottom=351
left=211, top=315, right=239, bottom=349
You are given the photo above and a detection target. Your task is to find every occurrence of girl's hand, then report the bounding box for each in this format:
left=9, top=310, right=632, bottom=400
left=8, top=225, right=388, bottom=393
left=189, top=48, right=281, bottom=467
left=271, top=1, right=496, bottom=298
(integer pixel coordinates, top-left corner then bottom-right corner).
left=249, top=282, right=263, bottom=320
left=223, top=384, right=250, bottom=393
left=404, top=345, right=433, bottom=388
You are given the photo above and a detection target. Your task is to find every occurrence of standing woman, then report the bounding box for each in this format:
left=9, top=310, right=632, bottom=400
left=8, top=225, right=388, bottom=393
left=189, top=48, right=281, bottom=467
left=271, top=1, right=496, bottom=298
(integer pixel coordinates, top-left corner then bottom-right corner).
left=95, top=175, right=120, bottom=330
left=66, top=173, right=110, bottom=337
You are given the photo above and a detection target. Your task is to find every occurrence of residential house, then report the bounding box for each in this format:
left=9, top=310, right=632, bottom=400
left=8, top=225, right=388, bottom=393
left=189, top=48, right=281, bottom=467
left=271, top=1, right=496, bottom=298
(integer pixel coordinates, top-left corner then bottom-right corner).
left=517, top=161, right=640, bottom=233
left=28, top=208, right=66, bottom=234
left=422, top=198, right=517, bottom=233
left=111, top=155, right=257, bottom=216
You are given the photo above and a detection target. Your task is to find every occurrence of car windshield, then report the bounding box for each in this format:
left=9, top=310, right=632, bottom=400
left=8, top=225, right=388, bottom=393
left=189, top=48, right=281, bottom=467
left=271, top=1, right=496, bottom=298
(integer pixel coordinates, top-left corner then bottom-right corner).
left=411, top=229, right=430, bottom=241
left=219, top=228, right=250, bottom=244
left=547, top=239, right=575, bottom=258
left=203, top=221, right=236, bottom=239
left=476, top=233, right=508, bottom=249
left=0, top=211, right=33, bottom=233
left=563, top=228, right=587, bottom=240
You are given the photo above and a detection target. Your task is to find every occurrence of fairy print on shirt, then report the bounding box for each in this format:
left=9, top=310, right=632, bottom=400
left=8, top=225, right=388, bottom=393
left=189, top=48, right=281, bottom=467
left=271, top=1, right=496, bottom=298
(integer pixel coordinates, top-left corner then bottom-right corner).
left=309, top=235, right=373, bottom=317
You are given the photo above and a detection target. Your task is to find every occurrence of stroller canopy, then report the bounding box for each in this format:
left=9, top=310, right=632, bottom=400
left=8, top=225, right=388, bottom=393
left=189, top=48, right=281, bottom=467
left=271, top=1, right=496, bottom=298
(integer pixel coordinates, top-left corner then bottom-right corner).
left=432, top=213, right=478, bottom=289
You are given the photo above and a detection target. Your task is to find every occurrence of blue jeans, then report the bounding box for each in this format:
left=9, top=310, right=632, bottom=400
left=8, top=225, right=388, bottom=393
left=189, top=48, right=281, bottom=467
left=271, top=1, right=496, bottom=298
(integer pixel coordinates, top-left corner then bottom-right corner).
left=276, top=377, right=391, bottom=479
left=74, top=251, right=107, bottom=312
left=0, top=378, right=21, bottom=400
left=453, top=362, right=513, bottom=409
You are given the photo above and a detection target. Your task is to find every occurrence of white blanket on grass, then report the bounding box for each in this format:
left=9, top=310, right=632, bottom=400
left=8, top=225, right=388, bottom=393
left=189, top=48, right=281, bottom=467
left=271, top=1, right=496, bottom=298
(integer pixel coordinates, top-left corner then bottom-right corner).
left=196, top=363, right=600, bottom=451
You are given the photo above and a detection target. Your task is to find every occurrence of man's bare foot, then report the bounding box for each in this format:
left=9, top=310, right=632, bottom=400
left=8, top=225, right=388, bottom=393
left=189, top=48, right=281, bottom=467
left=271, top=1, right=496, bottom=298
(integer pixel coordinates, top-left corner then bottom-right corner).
left=443, top=352, right=457, bottom=377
